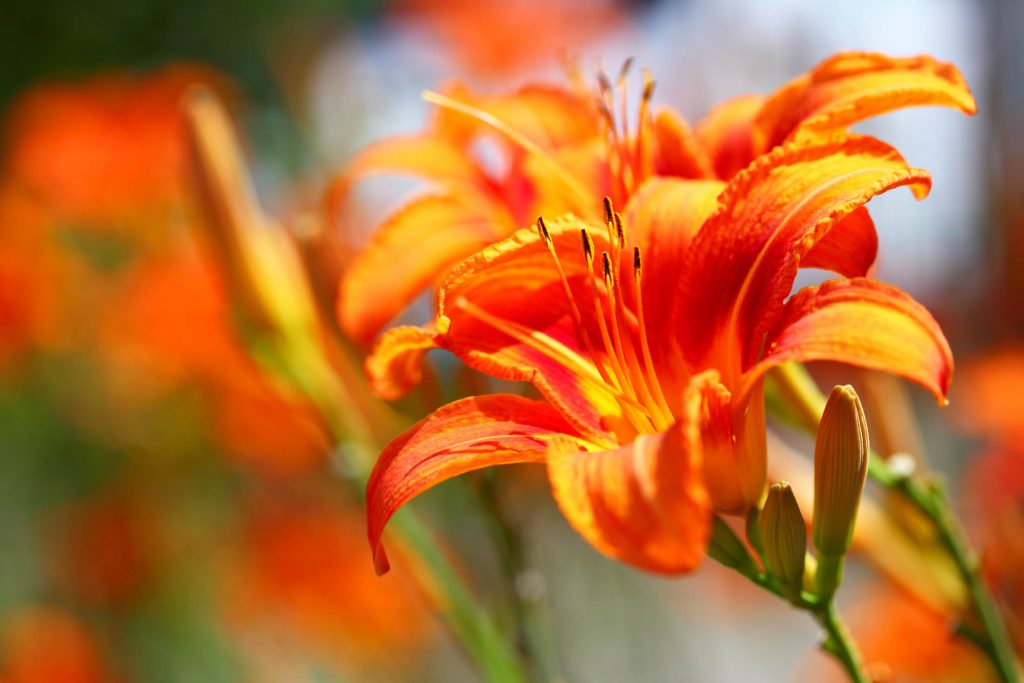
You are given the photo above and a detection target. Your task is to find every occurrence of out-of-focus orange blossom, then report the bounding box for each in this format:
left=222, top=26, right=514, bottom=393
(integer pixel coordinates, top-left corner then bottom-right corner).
left=809, top=583, right=989, bottom=682
left=393, top=0, right=626, bottom=79
left=225, top=494, right=433, bottom=674
left=48, top=490, right=160, bottom=606
left=101, top=249, right=332, bottom=478
left=2, top=65, right=230, bottom=230
left=0, top=608, right=113, bottom=683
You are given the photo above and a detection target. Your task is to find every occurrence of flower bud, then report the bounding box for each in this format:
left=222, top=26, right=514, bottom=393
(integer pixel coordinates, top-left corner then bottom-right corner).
left=759, top=482, right=806, bottom=600
left=812, top=385, right=869, bottom=599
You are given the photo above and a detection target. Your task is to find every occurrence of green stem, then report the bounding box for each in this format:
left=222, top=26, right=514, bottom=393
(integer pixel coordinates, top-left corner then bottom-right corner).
left=708, top=518, right=871, bottom=683
left=769, top=363, right=1021, bottom=683
left=813, top=603, right=870, bottom=683
left=886, top=467, right=1020, bottom=683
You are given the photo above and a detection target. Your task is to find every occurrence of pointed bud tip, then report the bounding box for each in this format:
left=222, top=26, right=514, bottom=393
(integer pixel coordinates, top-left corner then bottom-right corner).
left=812, top=384, right=869, bottom=557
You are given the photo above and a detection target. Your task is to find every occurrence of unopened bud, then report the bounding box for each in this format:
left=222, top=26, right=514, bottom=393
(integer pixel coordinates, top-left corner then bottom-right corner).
left=760, top=482, right=806, bottom=600
left=812, top=385, right=869, bottom=599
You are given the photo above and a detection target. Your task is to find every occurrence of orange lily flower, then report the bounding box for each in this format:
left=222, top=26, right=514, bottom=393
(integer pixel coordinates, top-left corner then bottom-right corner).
left=365, top=133, right=953, bottom=575
left=331, top=51, right=974, bottom=344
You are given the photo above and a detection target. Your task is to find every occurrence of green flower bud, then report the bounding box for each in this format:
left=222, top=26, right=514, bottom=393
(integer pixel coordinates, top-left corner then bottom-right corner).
left=812, top=385, right=870, bottom=600
left=759, top=482, right=806, bottom=601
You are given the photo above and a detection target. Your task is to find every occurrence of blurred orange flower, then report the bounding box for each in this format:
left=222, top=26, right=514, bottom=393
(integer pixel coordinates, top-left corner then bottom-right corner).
left=101, top=251, right=331, bottom=478
left=0, top=608, right=112, bottom=683
left=0, top=186, right=63, bottom=368
left=366, top=132, right=953, bottom=575
left=2, top=64, right=229, bottom=230
left=954, top=347, right=1024, bottom=441
left=810, top=583, right=989, bottom=682
left=49, top=492, right=159, bottom=606
left=393, top=0, right=624, bottom=78
left=226, top=495, right=432, bottom=673
left=331, top=51, right=974, bottom=345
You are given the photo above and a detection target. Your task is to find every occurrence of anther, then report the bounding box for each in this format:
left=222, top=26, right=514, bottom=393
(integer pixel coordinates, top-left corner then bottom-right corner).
left=633, top=246, right=642, bottom=277
left=581, top=228, right=594, bottom=266
left=602, top=196, right=614, bottom=226
left=642, top=70, right=655, bottom=103
left=614, top=212, right=626, bottom=248
left=617, top=57, right=634, bottom=86
left=602, top=251, right=615, bottom=289
left=537, top=216, right=551, bottom=245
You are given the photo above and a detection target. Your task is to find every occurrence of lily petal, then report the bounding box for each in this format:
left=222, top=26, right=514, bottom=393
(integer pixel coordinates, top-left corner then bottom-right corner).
left=324, top=134, right=487, bottom=219
left=677, top=134, right=931, bottom=373
left=546, top=373, right=714, bottom=574
left=367, top=394, right=583, bottom=574
left=366, top=324, right=441, bottom=401
left=695, top=94, right=766, bottom=180
left=756, top=52, right=978, bottom=153
left=685, top=371, right=766, bottom=514
left=338, top=194, right=512, bottom=343
left=431, top=83, right=602, bottom=150
left=801, top=206, right=878, bottom=278
left=622, top=178, right=724, bottom=370
left=749, top=277, right=953, bottom=403
left=436, top=218, right=621, bottom=441
left=651, top=108, right=715, bottom=179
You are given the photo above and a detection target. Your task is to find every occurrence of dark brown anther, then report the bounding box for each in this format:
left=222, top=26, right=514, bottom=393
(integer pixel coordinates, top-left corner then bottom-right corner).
left=581, top=228, right=594, bottom=265
left=602, top=251, right=614, bottom=288
left=602, top=196, right=615, bottom=226
left=537, top=216, right=552, bottom=245
left=633, top=246, right=642, bottom=276
left=613, top=212, right=625, bottom=248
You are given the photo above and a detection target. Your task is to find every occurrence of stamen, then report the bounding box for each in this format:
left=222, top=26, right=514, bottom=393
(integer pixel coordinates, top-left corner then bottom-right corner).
left=453, top=296, right=653, bottom=418
left=617, top=57, right=634, bottom=85
left=601, top=250, right=656, bottom=432
left=613, top=212, right=626, bottom=249
left=581, top=232, right=628, bottom=397
left=537, top=217, right=611, bottom=387
left=633, top=246, right=673, bottom=419
left=617, top=58, right=632, bottom=143
left=635, top=69, right=655, bottom=179
left=422, top=90, right=594, bottom=209
left=581, top=227, right=595, bottom=266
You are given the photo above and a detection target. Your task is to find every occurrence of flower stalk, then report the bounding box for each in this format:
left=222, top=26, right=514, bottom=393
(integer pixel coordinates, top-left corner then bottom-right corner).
left=769, top=362, right=1021, bottom=683
left=707, top=518, right=870, bottom=683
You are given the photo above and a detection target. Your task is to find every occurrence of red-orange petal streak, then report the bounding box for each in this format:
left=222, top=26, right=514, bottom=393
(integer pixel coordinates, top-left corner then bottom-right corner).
left=338, top=194, right=509, bottom=342
left=752, top=277, right=953, bottom=403
left=366, top=324, right=441, bottom=400
left=695, top=94, right=765, bottom=180
left=367, top=394, right=583, bottom=574
left=651, top=108, right=715, bottom=179
left=755, top=51, right=978, bottom=153
left=678, top=134, right=931, bottom=372
left=546, top=374, right=713, bottom=574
